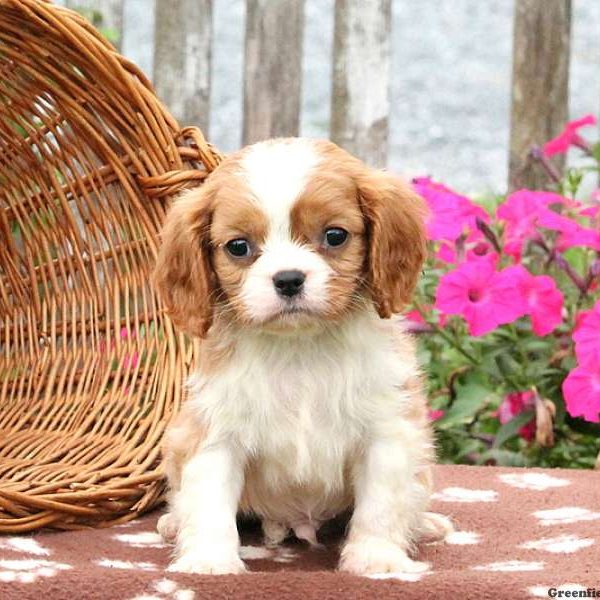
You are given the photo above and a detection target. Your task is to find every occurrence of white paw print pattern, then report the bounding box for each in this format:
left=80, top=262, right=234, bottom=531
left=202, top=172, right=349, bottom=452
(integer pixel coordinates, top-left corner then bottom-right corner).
left=0, top=538, right=50, bottom=556
left=499, top=472, right=570, bottom=491
left=472, top=560, right=545, bottom=572
left=533, top=507, right=600, bottom=526
left=272, top=547, right=298, bottom=564
left=114, top=532, right=168, bottom=549
left=528, top=584, right=589, bottom=598
left=239, top=545, right=272, bottom=560
left=368, top=570, right=431, bottom=583
left=97, top=541, right=297, bottom=577
left=131, top=578, right=195, bottom=600
left=445, top=530, right=482, bottom=545
left=0, top=559, right=71, bottom=583
left=520, top=534, right=595, bottom=554
left=431, top=487, right=498, bottom=503
left=239, top=544, right=297, bottom=563
left=96, top=558, right=158, bottom=571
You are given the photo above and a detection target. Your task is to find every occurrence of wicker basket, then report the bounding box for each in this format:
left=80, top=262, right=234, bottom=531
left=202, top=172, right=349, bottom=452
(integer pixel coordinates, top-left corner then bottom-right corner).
left=0, top=0, right=221, bottom=532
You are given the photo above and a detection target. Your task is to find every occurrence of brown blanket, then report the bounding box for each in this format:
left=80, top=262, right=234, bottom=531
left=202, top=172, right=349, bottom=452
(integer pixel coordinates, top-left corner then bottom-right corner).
left=1, top=465, right=598, bottom=599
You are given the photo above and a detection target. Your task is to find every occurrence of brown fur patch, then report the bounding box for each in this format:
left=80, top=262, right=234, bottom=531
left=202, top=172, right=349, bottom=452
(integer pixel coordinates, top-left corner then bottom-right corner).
left=153, top=138, right=427, bottom=338
left=151, top=184, right=217, bottom=338
left=210, top=188, right=270, bottom=323
left=162, top=402, right=207, bottom=494
left=290, top=171, right=366, bottom=319
left=294, top=139, right=428, bottom=318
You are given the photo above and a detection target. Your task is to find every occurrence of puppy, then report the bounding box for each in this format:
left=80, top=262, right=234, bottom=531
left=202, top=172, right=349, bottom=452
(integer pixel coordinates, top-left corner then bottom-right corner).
left=152, top=138, right=452, bottom=575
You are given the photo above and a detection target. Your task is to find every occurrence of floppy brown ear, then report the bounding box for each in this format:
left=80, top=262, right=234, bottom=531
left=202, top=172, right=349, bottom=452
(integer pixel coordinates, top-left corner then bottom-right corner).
left=152, top=186, right=217, bottom=338
left=357, top=169, right=428, bottom=318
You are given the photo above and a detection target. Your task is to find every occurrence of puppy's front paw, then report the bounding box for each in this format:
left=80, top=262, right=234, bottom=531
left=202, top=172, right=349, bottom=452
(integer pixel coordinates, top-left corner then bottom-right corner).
left=339, top=537, right=430, bottom=576
left=167, top=548, right=246, bottom=575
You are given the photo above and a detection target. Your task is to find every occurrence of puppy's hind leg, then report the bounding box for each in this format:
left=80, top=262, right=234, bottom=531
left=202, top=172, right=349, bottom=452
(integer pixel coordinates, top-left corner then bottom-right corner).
left=262, top=519, right=289, bottom=547
left=415, top=512, right=454, bottom=544
left=157, top=513, right=178, bottom=543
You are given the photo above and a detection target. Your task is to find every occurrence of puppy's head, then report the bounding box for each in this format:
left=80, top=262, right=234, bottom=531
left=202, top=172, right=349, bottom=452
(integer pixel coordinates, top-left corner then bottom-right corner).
left=152, top=138, right=427, bottom=337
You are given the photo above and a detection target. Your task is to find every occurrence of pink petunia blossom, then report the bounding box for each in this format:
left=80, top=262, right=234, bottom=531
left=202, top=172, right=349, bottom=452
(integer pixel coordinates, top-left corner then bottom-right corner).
left=562, top=365, right=600, bottom=423
left=434, top=256, right=527, bottom=336
left=543, top=114, right=597, bottom=157
left=436, top=230, right=496, bottom=264
left=537, top=210, right=600, bottom=252
left=123, top=351, right=140, bottom=370
left=412, top=177, right=489, bottom=242
left=405, top=309, right=425, bottom=324
left=497, top=391, right=536, bottom=441
left=501, top=266, right=564, bottom=335
left=579, top=204, right=600, bottom=219
left=428, top=409, right=445, bottom=421
left=573, top=303, right=600, bottom=369
left=497, top=190, right=566, bottom=259
left=405, top=307, right=448, bottom=328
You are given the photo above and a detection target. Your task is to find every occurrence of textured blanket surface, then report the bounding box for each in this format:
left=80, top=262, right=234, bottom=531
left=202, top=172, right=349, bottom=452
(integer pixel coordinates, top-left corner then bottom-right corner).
left=0, top=465, right=598, bottom=600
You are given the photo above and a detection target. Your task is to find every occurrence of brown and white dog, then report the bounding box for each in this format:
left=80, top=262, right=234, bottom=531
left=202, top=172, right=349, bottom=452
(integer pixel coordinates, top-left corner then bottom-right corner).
left=152, top=138, right=452, bottom=575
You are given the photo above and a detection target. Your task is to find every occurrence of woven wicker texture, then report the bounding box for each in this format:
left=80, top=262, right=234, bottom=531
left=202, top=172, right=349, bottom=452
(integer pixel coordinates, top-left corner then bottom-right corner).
left=0, top=0, right=222, bottom=532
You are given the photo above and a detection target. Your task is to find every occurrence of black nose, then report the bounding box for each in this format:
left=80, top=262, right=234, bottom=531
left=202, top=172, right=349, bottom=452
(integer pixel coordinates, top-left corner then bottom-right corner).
left=273, top=270, right=306, bottom=298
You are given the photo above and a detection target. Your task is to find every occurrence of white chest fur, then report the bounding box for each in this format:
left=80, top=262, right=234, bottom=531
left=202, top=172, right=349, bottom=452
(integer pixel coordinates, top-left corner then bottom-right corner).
left=186, top=313, right=417, bottom=523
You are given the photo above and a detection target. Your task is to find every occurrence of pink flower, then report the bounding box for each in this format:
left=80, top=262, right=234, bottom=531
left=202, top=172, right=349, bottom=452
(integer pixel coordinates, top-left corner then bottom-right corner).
left=537, top=210, right=600, bottom=251
left=428, top=409, right=445, bottom=422
left=579, top=204, right=600, bottom=219
left=405, top=307, right=448, bottom=328
left=497, top=190, right=565, bottom=258
left=437, top=231, right=496, bottom=264
left=563, top=365, right=600, bottom=423
left=502, top=266, right=564, bottom=335
left=412, top=177, right=489, bottom=242
left=405, top=310, right=425, bottom=324
left=573, top=303, right=600, bottom=368
left=497, top=391, right=536, bottom=441
left=123, top=351, right=140, bottom=370
left=435, top=256, right=527, bottom=336
left=543, top=114, right=597, bottom=157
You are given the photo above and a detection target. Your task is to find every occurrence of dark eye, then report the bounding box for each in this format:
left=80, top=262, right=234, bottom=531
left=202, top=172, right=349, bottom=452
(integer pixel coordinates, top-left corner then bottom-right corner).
left=225, top=238, right=251, bottom=258
left=324, top=227, right=348, bottom=248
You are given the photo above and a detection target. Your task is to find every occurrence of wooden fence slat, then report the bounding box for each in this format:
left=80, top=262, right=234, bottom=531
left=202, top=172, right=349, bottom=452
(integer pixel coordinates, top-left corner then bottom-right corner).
left=153, top=0, right=213, bottom=133
left=242, top=0, right=305, bottom=145
left=508, top=0, right=571, bottom=190
left=331, top=0, right=391, bottom=168
left=66, top=0, right=124, bottom=50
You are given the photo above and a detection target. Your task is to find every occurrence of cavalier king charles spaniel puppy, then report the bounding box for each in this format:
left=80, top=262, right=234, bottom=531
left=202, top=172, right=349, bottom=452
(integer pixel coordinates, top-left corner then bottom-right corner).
left=152, top=138, right=452, bottom=575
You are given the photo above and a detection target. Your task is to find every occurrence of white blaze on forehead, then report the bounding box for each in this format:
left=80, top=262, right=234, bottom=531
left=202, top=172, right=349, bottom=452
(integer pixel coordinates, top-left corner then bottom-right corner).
left=238, top=140, right=333, bottom=322
left=241, top=139, right=320, bottom=239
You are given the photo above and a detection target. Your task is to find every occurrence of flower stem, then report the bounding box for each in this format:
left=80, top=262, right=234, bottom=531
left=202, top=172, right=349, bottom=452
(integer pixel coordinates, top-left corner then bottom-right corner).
left=529, top=146, right=562, bottom=184
left=573, top=137, right=594, bottom=157
left=476, top=217, right=502, bottom=254
left=551, top=251, right=587, bottom=293
left=533, top=239, right=587, bottom=293
left=413, top=302, right=479, bottom=366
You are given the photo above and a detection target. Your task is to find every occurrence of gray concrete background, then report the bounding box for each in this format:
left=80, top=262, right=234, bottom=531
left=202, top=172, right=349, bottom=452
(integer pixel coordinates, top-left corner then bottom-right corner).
left=80, top=1, right=600, bottom=193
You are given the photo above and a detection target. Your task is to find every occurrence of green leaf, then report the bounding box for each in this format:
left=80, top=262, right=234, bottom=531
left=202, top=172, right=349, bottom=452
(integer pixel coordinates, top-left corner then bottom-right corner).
left=563, top=247, right=588, bottom=277
left=477, top=449, right=529, bottom=467
left=101, top=27, right=120, bottom=44
left=493, top=410, right=534, bottom=448
left=521, top=338, right=554, bottom=354
left=495, top=353, right=522, bottom=378
left=436, top=383, right=498, bottom=429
